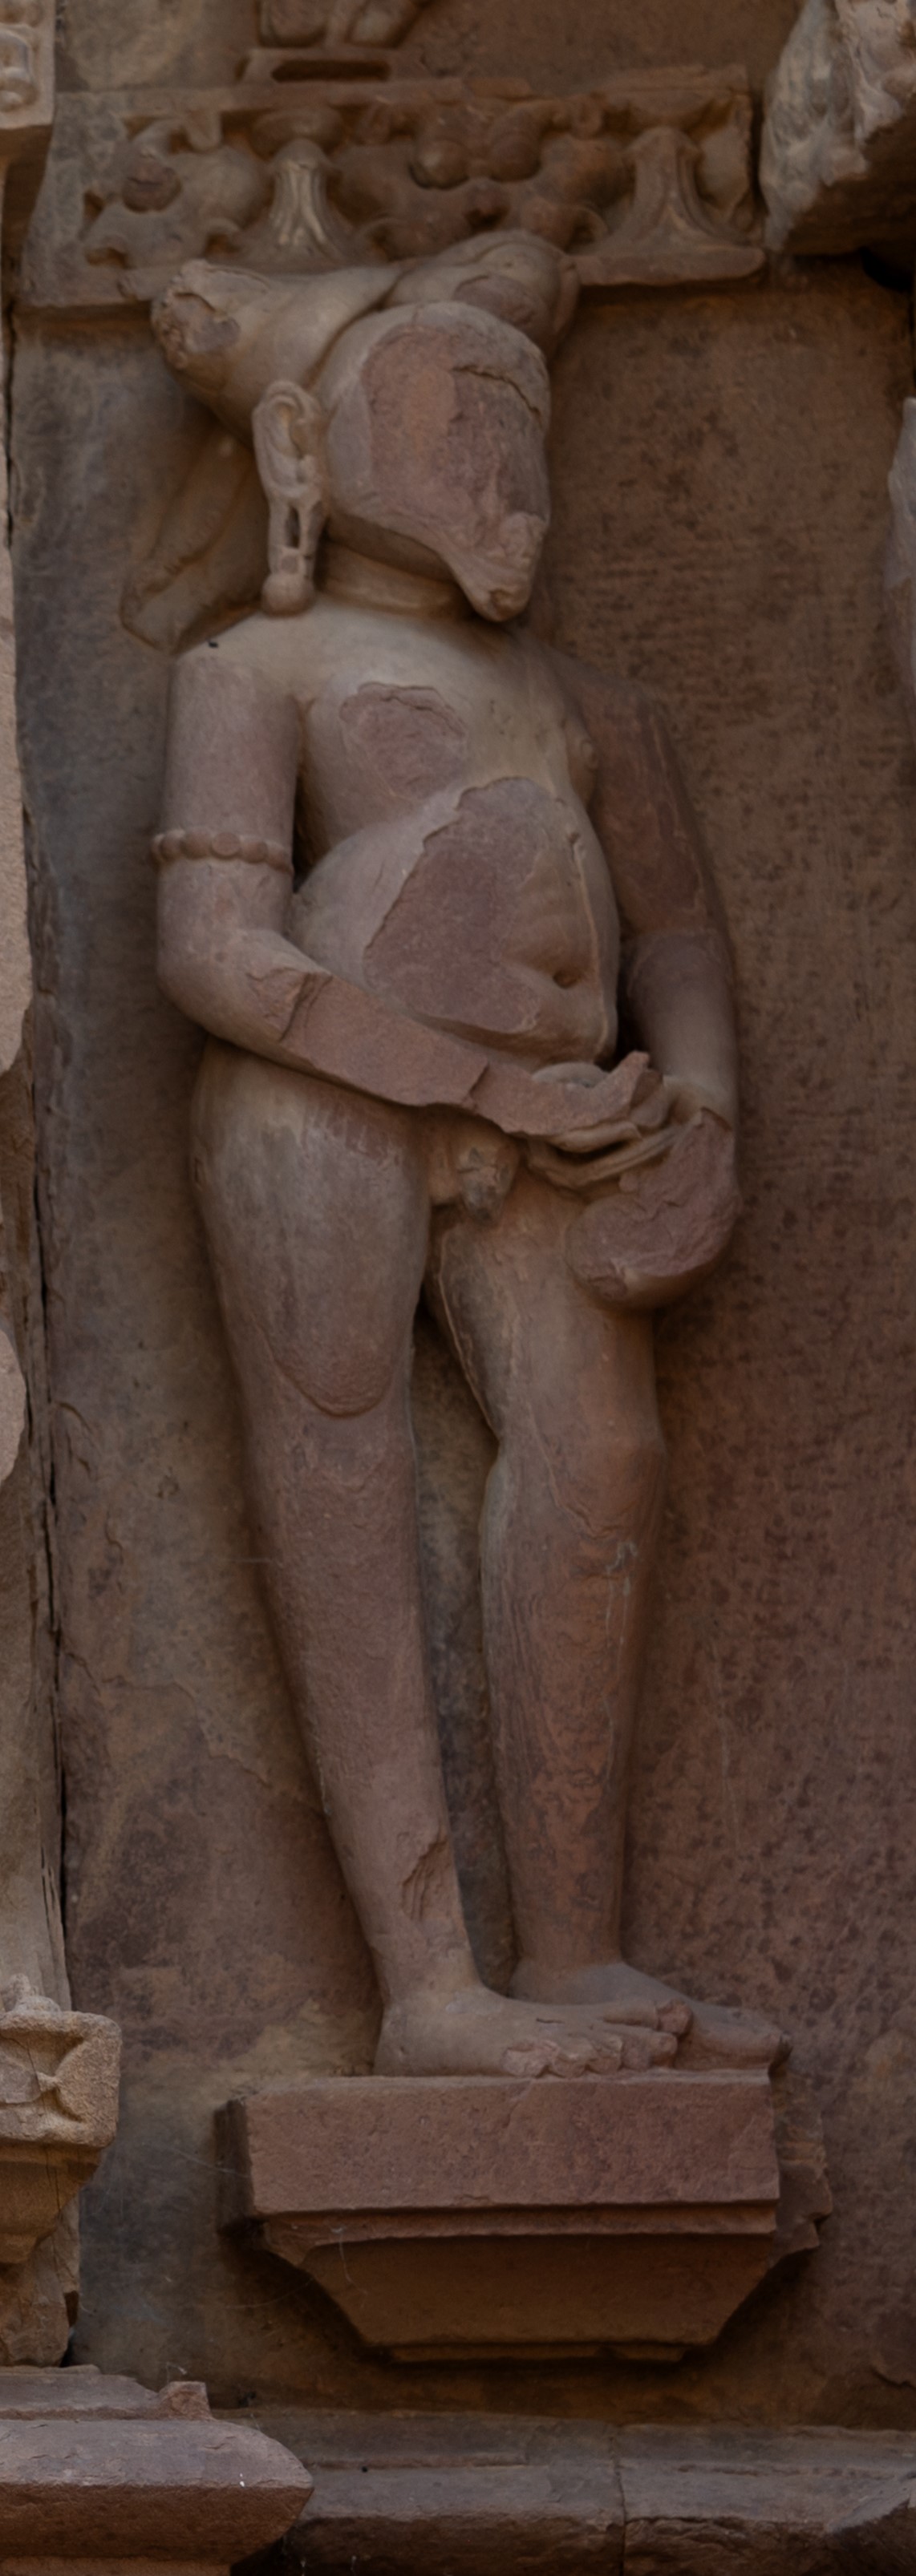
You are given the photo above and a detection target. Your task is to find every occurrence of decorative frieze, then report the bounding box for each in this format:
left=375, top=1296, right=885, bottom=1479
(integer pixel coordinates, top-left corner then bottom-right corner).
left=258, top=0, right=429, bottom=41
left=21, top=64, right=763, bottom=314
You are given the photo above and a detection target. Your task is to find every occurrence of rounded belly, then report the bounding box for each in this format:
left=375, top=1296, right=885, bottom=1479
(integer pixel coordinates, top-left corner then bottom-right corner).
left=291, top=777, right=619, bottom=1063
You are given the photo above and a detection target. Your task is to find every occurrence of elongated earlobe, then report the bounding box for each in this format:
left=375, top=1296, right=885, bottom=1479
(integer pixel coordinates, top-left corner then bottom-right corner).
left=253, top=378, right=329, bottom=615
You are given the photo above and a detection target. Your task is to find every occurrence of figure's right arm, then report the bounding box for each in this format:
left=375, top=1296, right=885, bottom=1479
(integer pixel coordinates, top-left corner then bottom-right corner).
left=156, top=645, right=498, bottom=1111
left=156, top=645, right=659, bottom=1146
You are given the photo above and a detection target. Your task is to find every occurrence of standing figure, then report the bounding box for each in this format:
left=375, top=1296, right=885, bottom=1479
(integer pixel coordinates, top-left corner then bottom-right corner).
left=152, top=235, right=782, bottom=2079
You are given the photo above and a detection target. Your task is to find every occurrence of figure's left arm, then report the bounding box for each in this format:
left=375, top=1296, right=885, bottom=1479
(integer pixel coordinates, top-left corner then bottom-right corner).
left=549, top=651, right=741, bottom=1306
left=560, top=654, right=739, bottom=1130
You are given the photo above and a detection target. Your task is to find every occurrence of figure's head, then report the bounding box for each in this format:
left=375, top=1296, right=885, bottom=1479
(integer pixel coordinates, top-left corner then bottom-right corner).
left=318, top=298, right=549, bottom=616
left=152, top=232, right=573, bottom=621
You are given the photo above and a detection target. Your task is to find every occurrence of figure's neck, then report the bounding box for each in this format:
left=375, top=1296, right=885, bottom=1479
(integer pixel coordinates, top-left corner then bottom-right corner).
left=319, top=540, right=469, bottom=622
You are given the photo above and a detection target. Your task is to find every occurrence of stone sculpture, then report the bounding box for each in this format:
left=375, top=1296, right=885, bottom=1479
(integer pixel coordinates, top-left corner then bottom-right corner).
left=259, top=0, right=429, bottom=39
left=63, top=72, right=761, bottom=311
left=760, top=0, right=916, bottom=256
left=152, top=230, right=784, bottom=2084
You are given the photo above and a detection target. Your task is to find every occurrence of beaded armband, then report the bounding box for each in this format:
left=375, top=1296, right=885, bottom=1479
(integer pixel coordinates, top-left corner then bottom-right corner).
left=152, top=827, right=290, bottom=872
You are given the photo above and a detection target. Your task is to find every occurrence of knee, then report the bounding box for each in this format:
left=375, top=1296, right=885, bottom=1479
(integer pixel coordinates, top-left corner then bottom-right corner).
left=505, top=1410, right=666, bottom=1541
left=570, top=1421, right=666, bottom=1536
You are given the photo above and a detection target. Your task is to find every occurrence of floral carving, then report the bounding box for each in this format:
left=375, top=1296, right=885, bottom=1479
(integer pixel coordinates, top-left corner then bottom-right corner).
left=259, top=0, right=429, bottom=40
left=0, top=1980, right=120, bottom=2269
left=0, top=1, right=42, bottom=115
left=63, top=70, right=762, bottom=309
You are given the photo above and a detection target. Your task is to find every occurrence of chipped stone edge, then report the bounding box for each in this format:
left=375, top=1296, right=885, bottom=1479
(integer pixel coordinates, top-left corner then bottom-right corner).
left=760, top=0, right=916, bottom=253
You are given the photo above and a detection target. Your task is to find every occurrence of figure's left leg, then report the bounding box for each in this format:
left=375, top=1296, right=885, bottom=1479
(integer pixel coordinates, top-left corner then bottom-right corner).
left=429, top=1169, right=784, bottom=2070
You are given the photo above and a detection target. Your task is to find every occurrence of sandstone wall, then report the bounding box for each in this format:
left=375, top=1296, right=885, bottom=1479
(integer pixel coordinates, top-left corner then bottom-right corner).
left=10, top=0, right=916, bottom=2425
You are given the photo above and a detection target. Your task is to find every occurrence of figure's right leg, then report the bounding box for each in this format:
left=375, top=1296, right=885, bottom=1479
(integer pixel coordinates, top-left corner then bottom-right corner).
left=191, top=1045, right=675, bottom=2077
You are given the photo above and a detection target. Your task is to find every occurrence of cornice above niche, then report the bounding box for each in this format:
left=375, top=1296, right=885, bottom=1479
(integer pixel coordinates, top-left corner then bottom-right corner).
left=257, top=0, right=431, bottom=40
left=21, top=37, right=765, bottom=313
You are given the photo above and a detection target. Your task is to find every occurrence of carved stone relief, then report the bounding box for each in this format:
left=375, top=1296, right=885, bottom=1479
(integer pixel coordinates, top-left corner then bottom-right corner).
left=0, top=2370, right=312, bottom=2566
left=21, top=66, right=763, bottom=315
left=0, top=1981, right=120, bottom=2268
left=0, top=0, right=48, bottom=123
left=258, top=0, right=429, bottom=41
left=10, top=0, right=916, bottom=2450
left=137, top=211, right=838, bottom=2352
left=149, top=229, right=771, bottom=2086
left=760, top=0, right=916, bottom=255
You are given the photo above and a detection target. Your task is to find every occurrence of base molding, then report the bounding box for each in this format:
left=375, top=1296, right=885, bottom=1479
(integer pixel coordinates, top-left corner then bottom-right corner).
left=0, top=2368, right=310, bottom=2574
left=241, top=2410, right=916, bottom=2574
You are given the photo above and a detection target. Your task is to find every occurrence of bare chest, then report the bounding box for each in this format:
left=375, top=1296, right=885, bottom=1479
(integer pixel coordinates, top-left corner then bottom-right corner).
left=294, top=617, right=598, bottom=854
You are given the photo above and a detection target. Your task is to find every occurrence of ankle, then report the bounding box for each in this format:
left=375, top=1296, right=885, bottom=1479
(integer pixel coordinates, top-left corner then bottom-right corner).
left=382, top=1963, right=482, bottom=2018
left=513, top=1950, right=622, bottom=1994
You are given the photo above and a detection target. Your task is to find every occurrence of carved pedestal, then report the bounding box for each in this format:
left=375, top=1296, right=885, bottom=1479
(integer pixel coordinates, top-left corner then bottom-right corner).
left=0, top=1995, right=120, bottom=2271
left=0, top=2368, right=310, bottom=2573
left=0, top=1991, right=121, bottom=2366
left=220, top=2073, right=782, bottom=2360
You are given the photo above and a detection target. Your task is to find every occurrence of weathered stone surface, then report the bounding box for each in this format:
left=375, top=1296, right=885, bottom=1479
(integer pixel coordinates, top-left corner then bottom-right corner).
left=541, top=263, right=916, bottom=2431
left=226, top=2415, right=916, bottom=2574
left=618, top=2428, right=916, bottom=2573
left=886, top=395, right=916, bottom=741
left=223, top=2071, right=780, bottom=2216
left=257, top=0, right=430, bottom=40
left=0, top=2365, right=208, bottom=2415
left=10, top=0, right=916, bottom=2432
left=0, top=2367, right=311, bottom=2566
left=0, top=0, right=59, bottom=2036
left=760, top=0, right=916, bottom=257
left=53, top=0, right=800, bottom=102
left=12, top=299, right=383, bottom=2412
left=0, top=1983, right=120, bottom=2266
left=270, top=2412, right=625, bottom=2574
left=221, top=2072, right=780, bottom=2359
left=0, top=2220, right=79, bottom=2376
left=0, top=0, right=55, bottom=257
left=12, top=240, right=914, bottom=2418
left=0, top=0, right=123, bottom=2372
left=148, top=230, right=765, bottom=2125
left=769, top=2063, right=833, bottom=2262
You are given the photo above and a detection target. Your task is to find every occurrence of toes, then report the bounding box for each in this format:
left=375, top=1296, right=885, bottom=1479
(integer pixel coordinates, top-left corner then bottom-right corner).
left=596, top=2001, right=663, bottom=2028
left=503, top=2044, right=554, bottom=2078
left=679, top=2004, right=787, bottom=2070
left=659, top=2002, right=691, bottom=2036
left=538, top=2027, right=626, bottom=2077
left=580, top=2040, right=626, bottom=2074
left=621, top=2029, right=678, bottom=2070
left=504, top=2035, right=622, bottom=2078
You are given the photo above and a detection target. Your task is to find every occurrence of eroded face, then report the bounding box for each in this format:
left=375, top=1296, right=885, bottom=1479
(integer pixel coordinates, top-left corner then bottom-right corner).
left=152, top=281, right=241, bottom=402
left=320, top=303, right=552, bottom=621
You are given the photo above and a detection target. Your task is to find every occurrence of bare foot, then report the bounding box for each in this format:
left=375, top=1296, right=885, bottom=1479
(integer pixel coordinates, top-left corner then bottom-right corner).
left=375, top=1981, right=682, bottom=2079
left=510, top=1957, right=787, bottom=2072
